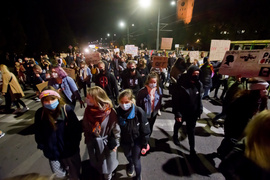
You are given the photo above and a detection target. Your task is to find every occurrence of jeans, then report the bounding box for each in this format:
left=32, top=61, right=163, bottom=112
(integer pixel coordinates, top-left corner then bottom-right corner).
left=122, top=140, right=142, bottom=178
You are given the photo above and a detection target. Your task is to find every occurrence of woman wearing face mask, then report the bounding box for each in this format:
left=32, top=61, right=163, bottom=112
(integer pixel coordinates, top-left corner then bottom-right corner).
left=48, top=66, right=84, bottom=110
left=34, top=86, right=82, bottom=180
left=136, top=72, right=162, bottom=135
left=82, top=86, right=120, bottom=180
left=79, top=61, right=92, bottom=98
left=116, top=89, right=151, bottom=180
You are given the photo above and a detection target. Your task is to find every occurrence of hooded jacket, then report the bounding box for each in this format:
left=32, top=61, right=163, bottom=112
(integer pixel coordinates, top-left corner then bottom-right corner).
left=172, top=65, right=203, bottom=119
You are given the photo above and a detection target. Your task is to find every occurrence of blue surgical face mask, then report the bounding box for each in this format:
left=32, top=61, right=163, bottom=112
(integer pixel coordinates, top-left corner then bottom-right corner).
left=120, top=103, right=131, bottom=111
left=149, top=83, right=157, bottom=89
left=44, top=100, right=59, bottom=110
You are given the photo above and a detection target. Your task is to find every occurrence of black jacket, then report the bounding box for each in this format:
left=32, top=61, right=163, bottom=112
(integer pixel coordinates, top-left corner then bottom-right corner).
left=95, top=72, right=119, bottom=100
left=219, top=139, right=270, bottom=180
left=116, top=105, right=150, bottom=147
left=34, top=105, right=82, bottom=160
left=121, top=71, right=144, bottom=96
left=172, top=65, right=203, bottom=119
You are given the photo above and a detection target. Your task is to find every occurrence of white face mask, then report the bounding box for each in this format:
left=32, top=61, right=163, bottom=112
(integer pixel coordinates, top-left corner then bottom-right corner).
left=120, top=103, right=131, bottom=111
left=260, top=89, right=268, bottom=97
left=85, top=98, right=94, bottom=106
left=149, top=83, right=157, bottom=89
left=51, top=72, right=58, bottom=78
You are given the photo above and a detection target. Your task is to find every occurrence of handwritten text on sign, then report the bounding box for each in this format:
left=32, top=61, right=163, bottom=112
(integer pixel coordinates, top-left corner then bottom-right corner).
left=85, top=52, right=101, bottom=65
left=152, top=56, right=168, bottom=68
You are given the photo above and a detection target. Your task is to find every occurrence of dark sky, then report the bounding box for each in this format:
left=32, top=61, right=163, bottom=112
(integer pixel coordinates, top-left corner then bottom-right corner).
left=1, top=0, right=270, bottom=54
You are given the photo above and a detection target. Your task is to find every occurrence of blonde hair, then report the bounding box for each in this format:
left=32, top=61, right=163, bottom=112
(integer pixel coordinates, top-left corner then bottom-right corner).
left=0, top=64, right=10, bottom=74
left=244, top=110, right=270, bottom=170
left=118, top=89, right=136, bottom=104
left=87, top=86, right=113, bottom=109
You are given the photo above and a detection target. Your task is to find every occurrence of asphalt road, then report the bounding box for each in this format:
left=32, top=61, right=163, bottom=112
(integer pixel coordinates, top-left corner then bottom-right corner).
left=0, top=88, right=226, bottom=180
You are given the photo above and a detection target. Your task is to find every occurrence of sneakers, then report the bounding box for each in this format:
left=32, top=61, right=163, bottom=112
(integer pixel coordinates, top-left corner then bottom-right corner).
left=13, top=108, right=22, bottom=114
left=126, top=164, right=135, bottom=177
left=0, top=131, right=5, bottom=138
left=21, top=106, right=29, bottom=113
left=173, top=136, right=180, bottom=146
left=34, top=97, right=41, bottom=102
left=157, top=109, right=161, bottom=116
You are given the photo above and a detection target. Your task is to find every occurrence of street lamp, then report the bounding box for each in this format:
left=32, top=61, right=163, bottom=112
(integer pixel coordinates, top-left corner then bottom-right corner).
left=119, top=21, right=134, bottom=45
left=107, top=33, right=110, bottom=37
left=139, top=0, right=176, bottom=50
left=139, top=0, right=151, bottom=8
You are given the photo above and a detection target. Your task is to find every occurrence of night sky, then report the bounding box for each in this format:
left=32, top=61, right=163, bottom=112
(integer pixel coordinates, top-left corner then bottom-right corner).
left=1, top=0, right=270, bottom=55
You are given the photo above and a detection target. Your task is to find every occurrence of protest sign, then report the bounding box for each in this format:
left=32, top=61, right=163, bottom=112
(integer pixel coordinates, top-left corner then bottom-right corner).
left=85, top=52, right=101, bottom=65
left=219, top=50, right=270, bottom=80
left=161, top=38, right=173, bottom=50
left=36, top=81, right=48, bottom=92
left=63, top=68, right=76, bottom=79
left=125, top=45, right=138, bottom=57
left=209, top=40, right=231, bottom=61
left=189, top=51, right=199, bottom=63
left=152, top=56, right=168, bottom=68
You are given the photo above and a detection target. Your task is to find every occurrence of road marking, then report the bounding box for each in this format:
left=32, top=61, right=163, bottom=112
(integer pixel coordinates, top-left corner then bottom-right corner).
left=6, top=150, right=43, bottom=178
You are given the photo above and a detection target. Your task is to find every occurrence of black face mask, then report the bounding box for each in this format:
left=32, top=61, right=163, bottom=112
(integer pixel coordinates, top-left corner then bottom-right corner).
left=191, top=75, right=199, bottom=82
left=129, top=68, right=135, bottom=72
left=99, top=69, right=105, bottom=74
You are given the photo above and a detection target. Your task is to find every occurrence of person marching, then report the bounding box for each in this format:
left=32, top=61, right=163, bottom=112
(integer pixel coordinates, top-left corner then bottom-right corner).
left=172, top=65, right=203, bottom=155
left=136, top=72, right=162, bottom=135
left=34, top=86, right=82, bottom=180
left=116, top=89, right=151, bottom=180
left=82, top=86, right=120, bottom=180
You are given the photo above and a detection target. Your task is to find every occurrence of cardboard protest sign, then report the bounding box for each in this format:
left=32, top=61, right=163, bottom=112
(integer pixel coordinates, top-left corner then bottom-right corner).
left=63, top=68, right=76, bottom=80
left=177, top=0, right=195, bottom=24
left=219, top=50, right=270, bottom=80
left=152, top=56, right=168, bottom=68
left=114, top=48, right=120, bottom=53
left=209, top=40, right=231, bottom=61
left=188, top=51, right=199, bottom=63
left=125, top=45, right=138, bottom=57
left=85, top=52, right=101, bottom=65
left=36, top=81, right=48, bottom=92
left=161, top=38, right=173, bottom=50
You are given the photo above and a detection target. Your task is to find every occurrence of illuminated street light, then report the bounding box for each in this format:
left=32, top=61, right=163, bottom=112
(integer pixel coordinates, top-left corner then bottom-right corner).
left=119, top=21, right=125, bottom=28
left=171, top=1, right=176, bottom=6
left=139, top=0, right=151, bottom=8
left=107, top=33, right=110, bottom=37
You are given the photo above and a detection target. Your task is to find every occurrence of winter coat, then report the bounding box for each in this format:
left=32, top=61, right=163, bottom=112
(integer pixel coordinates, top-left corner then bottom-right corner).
left=34, top=105, right=82, bottom=160
left=116, top=104, right=150, bottom=147
left=136, top=86, right=162, bottom=118
left=172, top=66, right=203, bottom=119
left=1, top=72, right=24, bottom=97
left=219, top=139, right=270, bottom=180
left=82, top=109, right=120, bottom=174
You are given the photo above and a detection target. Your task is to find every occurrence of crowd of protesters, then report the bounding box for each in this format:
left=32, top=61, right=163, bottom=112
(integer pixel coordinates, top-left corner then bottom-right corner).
left=0, top=49, right=270, bottom=180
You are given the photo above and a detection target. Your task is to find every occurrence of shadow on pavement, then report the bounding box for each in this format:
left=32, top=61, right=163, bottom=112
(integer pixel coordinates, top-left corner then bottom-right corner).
left=162, top=152, right=219, bottom=177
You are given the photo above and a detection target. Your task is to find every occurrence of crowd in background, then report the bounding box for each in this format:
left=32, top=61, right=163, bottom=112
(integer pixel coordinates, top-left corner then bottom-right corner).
left=1, top=48, right=270, bottom=180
